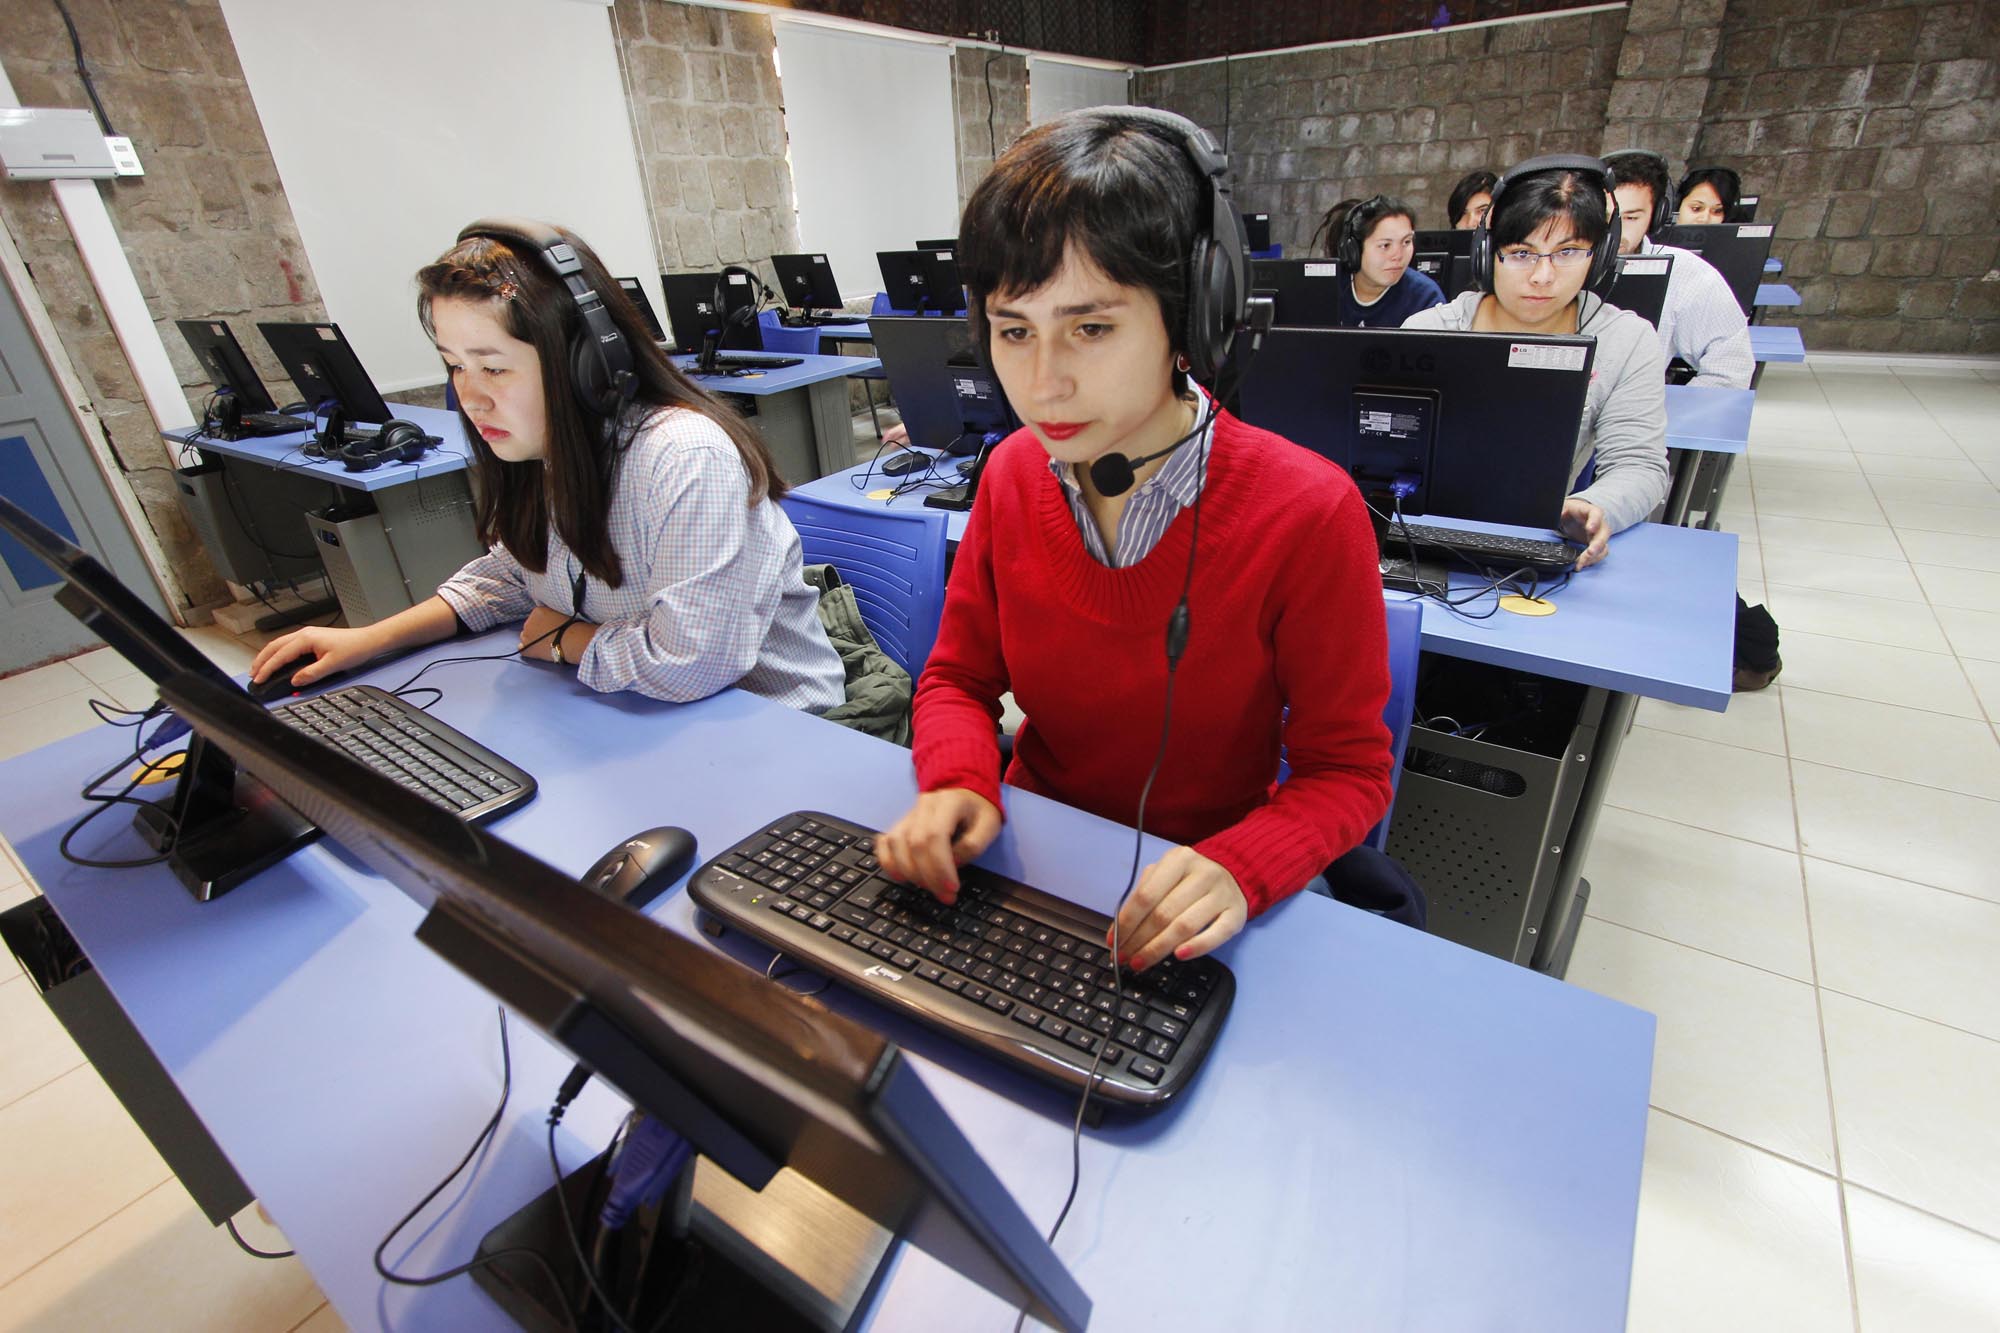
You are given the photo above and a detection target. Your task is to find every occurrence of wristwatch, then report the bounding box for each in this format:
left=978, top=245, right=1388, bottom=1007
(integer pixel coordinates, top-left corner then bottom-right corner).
left=550, top=628, right=567, bottom=666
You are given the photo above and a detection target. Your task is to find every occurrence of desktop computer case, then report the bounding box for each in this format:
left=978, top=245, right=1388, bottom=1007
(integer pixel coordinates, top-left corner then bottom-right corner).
left=306, top=507, right=414, bottom=625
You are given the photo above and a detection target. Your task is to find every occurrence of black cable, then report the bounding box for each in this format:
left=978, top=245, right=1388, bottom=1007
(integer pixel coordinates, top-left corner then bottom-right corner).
left=985, top=46, right=1002, bottom=161
left=52, top=0, right=115, bottom=136
left=224, top=1216, right=295, bottom=1260
left=545, top=1118, right=639, bottom=1333
left=58, top=709, right=183, bottom=870
left=381, top=617, right=570, bottom=698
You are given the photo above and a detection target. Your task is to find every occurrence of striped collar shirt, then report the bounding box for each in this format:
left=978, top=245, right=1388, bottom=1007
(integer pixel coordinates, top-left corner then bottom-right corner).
left=1047, top=385, right=1217, bottom=569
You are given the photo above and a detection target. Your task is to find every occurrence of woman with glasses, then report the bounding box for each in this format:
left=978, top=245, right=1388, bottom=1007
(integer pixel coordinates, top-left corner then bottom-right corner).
left=1402, top=161, right=1667, bottom=570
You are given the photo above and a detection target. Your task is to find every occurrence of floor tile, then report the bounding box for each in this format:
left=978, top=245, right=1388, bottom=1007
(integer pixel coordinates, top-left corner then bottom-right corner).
left=64, top=648, right=135, bottom=687
left=0, top=690, right=122, bottom=764
left=1962, top=659, right=2000, bottom=725
left=1762, top=585, right=1949, bottom=655
left=1846, top=1187, right=2000, bottom=1333
left=0, top=662, right=91, bottom=718
left=178, top=626, right=260, bottom=679
left=1782, top=691, right=2000, bottom=801
left=1752, top=444, right=1862, bottom=471
left=1635, top=684, right=1787, bottom=756
left=1936, top=606, right=2000, bottom=663
left=1792, top=761, right=2000, bottom=904
left=1605, top=728, right=1798, bottom=850
left=0, top=1064, right=173, bottom=1287
left=1914, top=564, right=2000, bottom=613
left=1756, top=514, right=1909, bottom=561
left=1749, top=462, right=1879, bottom=498
left=1895, top=530, right=2000, bottom=574
left=1807, top=858, right=2000, bottom=1043
left=0, top=1182, right=324, bottom=1333
left=1867, top=473, right=2000, bottom=510
left=1776, top=632, right=1984, bottom=719
left=1754, top=487, right=1887, bottom=526
left=0, top=967, right=87, bottom=1110
left=1568, top=921, right=1835, bottom=1170
left=1834, top=427, right=1969, bottom=459
left=1762, top=546, right=1924, bottom=601
left=1821, top=991, right=2000, bottom=1241
left=1583, top=807, right=1812, bottom=981
left=292, top=1302, right=347, bottom=1332
left=1624, top=1111, right=1854, bottom=1333
left=1880, top=497, right=2000, bottom=539
left=1853, top=452, right=1987, bottom=483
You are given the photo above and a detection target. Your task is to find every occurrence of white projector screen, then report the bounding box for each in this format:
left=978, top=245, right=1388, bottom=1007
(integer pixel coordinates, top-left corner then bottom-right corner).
left=773, top=22, right=959, bottom=302
left=219, top=0, right=662, bottom=394
left=1028, top=57, right=1130, bottom=124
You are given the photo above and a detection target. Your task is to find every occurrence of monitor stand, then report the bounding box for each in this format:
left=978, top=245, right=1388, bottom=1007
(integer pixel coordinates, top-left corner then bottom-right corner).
left=473, top=1140, right=893, bottom=1332
left=133, top=734, right=320, bottom=902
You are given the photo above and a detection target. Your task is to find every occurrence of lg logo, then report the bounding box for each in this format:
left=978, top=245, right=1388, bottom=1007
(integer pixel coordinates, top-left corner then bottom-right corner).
left=1362, top=347, right=1437, bottom=375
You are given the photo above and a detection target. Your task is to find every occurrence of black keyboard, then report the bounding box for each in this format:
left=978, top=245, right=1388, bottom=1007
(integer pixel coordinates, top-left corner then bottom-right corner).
left=239, top=412, right=311, bottom=436
left=700, top=355, right=806, bottom=372
left=1387, top=522, right=1577, bottom=573
left=268, top=685, right=535, bottom=822
left=689, top=811, right=1234, bottom=1110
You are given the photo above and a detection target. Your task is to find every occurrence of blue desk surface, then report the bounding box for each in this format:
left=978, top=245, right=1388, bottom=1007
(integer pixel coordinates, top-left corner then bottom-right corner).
left=675, top=351, right=880, bottom=394
left=1665, top=383, right=1754, bottom=456
left=796, top=460, right=1738, bottom=710
left=1764, top=257, right=1783, bottom=273
left=0, top=638, right=1653, bottom=1331
left=161, top=404, right=473, bottom=494
left=1749, top=325, right=1807, bottom=363
left=759, top=310, right=876, bottom=346
left=1756, top=282, right=1802, bottom=307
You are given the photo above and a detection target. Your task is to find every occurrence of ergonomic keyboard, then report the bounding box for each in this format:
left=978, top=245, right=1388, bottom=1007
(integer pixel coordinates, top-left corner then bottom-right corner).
left=239, top=412, right=311, bottom=436
left=1386, top=521, right=1578, bottom=573
left=688, top=811, right=1235, bottom=1110
left=701, top=355, right=806, bottom=372
left=268, top=685, right=535, bottom=821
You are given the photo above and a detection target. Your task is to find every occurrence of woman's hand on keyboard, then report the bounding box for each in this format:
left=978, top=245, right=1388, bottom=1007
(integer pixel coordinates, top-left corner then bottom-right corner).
left=1560, top=498, right=1608, bottom=570
left=876, top=788, right=1002, bottom=904
left=1112, top=847, right=1248, bottom=971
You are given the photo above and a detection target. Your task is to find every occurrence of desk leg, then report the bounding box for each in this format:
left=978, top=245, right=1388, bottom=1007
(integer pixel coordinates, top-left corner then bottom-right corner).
left=806, top=378, right=858, bottom=477
left=1664, top=447, right=1699, bottom=526
left=1531, top=688, right=1638, bottom=978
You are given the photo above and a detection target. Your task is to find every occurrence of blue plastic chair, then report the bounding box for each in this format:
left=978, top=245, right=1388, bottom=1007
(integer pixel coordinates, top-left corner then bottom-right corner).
left=756, top=309, right=822, bottom=357
left=780, top=493, right=950, bottom=678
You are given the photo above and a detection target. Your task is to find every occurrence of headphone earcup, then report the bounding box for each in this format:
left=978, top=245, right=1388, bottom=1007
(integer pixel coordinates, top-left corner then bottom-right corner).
left=1184, top=234, right=1235, bottom=384
left=379, top=419, right=429, bottom=464
left=1471, top=225, right=1493, bottom=293
left=570, top=335, right=614, bottom=416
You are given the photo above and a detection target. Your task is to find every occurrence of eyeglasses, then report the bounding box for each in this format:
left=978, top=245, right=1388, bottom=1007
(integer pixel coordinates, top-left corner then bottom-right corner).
left=1496, top=246, right=1595, bottom=270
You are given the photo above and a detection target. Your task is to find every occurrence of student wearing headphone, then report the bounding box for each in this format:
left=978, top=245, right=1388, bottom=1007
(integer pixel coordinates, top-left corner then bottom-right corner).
left=1447, top=170, right=1498, bottom=229
left=250, top=221, right=844, bottom=710
left=1317, top=195, right=1446, bottom=328
left=1402, top=157, right=1669, bottom=570
left=874, top=108, right=1405, bottom=969
left=1604, top=150, right=1753, bottom=389
left=1675, top=166, right=1740, bottom=225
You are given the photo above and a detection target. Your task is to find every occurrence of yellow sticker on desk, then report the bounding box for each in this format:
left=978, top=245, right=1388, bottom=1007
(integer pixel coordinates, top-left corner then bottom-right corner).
left=1498, top=594, right=1557, bottom=617
left=866, top=488, right=897, bottom=500
left=132, top=752, right=187, bottom=784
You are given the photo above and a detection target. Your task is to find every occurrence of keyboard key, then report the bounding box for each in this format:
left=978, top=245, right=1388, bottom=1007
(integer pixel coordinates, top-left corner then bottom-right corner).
left=940, top=973, right=967, bottom=993
left=1143, top=1034, right=1177, bottom=1062
left=893, top=951, right=920, bottom=970
left=963, top=983, right=990, bottom=1004
left=1117, top=1022, right=1147, bottom=1047
left=1012, top=1006, right=1045, bottom=1028
left=1039, top=1015, right=1070, bottom=1041
left=830, top=924, right=856, bottom=943
left=870, top=941, right=897, bottom=961
left=808, top=913, right=834, bottom=932
left=1063, top=1028, right=1099, bottom=1055
left=982, top=993, right=1013, bottom=1016
left=1143, top=1012, right=1188, bottom=1042
left=1129, top=1056, right=1167, bottom=1085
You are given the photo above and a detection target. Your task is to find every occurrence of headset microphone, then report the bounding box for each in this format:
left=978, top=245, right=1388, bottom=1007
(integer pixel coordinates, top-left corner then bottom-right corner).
left=1086, top=398, right=1219, bottom=498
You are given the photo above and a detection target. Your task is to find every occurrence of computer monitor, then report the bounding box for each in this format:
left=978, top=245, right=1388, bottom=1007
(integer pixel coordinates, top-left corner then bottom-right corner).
left=176, top=319, right=279, bottom=414
left=1410, top=229, right=1476, bottom=299
left=256, top=322, right=394, bottom=425
left=1655, top=222, right=1774, bottom=317
left=1730, top=194, right=1760, bottom=224
left=1241, top=212, right=1272, bottom=251
left=870, top=316, right=1018, bottom=457
left=153, top=668, right=1091, bottom=1333
left=770, top=253, right=844, bottom=312
left=913, top=238, right=957, bottom=253
left=1251, top=258, right=1343, bottom=328
left=1234, top=326, right=1595, bottom=529
left=876, top=251, right=934, bottom=315
left=659, top=272, right=763, bottom=355
left=914, top=249, right=967, bottom=316
left=615, top=276, right=669, bottom=343
left=1606, top=251, right=1674, bottom=329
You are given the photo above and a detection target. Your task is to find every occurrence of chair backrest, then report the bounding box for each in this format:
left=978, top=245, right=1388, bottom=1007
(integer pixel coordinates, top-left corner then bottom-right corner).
left=1365, top=596, right=1424, bottom=851
left=780, top=493, right=950, bottom=677
left=756, top=310, right=822, bottom=356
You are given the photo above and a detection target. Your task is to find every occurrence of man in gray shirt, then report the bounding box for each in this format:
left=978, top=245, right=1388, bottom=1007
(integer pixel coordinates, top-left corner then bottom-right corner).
left=1604, top=150, right=1754, bottom=390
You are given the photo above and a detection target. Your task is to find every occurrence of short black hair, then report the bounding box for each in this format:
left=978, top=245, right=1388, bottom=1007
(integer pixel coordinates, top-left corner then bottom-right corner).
left=1676, top=166, right=1741, bottom=214
left=957, top=112, right=1203, bottom=371
left=1447, top=170, right=1498, bottom=226
left=1489, top=169, right=1611, bottom=254
left=1604, top=151, right=1671, bottom=209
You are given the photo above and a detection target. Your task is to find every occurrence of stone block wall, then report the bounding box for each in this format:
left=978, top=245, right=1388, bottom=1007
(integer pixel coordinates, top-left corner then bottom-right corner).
left=614, top=0, right=800, bottom=293
left=2, top=0, right=330, bottom=609
left=1134, top=9, right=1628, bottom=256
left=954, top=48, right=1029, bottom=216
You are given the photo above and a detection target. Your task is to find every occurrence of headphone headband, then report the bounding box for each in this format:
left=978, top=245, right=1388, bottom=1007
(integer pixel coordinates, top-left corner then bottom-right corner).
left=1472, top=155, right=1619, bottom=297
left=455, top=217, right=635, bottom=419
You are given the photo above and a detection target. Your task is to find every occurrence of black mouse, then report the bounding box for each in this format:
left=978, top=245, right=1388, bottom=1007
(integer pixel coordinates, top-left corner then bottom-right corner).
left=881, top=450, right=931, bottom=477
left=582, top=826, right=698, bottom=910
left=248, top=654, right=320, bottom=703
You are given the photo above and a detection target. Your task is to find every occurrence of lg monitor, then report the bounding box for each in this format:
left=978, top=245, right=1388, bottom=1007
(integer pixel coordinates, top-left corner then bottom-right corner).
left=876, top=251, right=934, bottom=315
left=1241, top=212, right=1272, bottom=251
left=175, top=318, right=280, bottom=414
left=1606, top=251, right=1675, bottom=329
left=659, top=272, right=764, bottom=355
left=153, top=668, right=1091, bottom=1333
left=913, top=248, right=967, bottom=316
left=1410, top=229, right=1476, bottom=300
left=1655, top=222, right=1774, bottom=318
left=1234, top=326, right=1595, bottom=530
left=770, top=253, right=845, bottom=313
left=870, top=316, right=1017, bottom=458
left=615, top=276, right=670, bottom=343
left=1730, top=194, right=1760, bottom=224
left=256, top=322, right=394, bottom=425
left=1251, top=258, right=1343, bottom=328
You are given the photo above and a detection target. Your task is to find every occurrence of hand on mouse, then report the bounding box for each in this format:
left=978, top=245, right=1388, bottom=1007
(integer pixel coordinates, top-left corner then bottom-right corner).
left=250, top=625, right=383, bottom=689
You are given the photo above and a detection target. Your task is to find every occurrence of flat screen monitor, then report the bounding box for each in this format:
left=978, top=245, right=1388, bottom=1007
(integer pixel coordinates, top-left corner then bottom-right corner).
left=1234, top=326, right=1595, bottom=530
left=660, top=272, right=763, bottom=354
left=256, top=323, right=393, bottom=425
left=914, top=249, right=967, bottom=316
left=870, top=316, right=1017, bottom=456
left=1730, top=194, right=1760, bottom=224
left=175, top=319, right=279, bottom=414
left=1251, top=258, right=1343, bottom=328
left=876, top=251, right=933, bottom=315
left=153, top=668, right=1091, bottom=1333
left=913, top=238, right=957, bottom=253
left=1241, top=212, right=1272, bottom=251
left=615, top=277, right=669, bottom=343
left=1606, top=252, right=1674, bottom=329
left=1410, top=229, right=1477, bottom=299
left=1655, top=222, right=1773, bottom=318
left=771, top=253, right=844, bottom=312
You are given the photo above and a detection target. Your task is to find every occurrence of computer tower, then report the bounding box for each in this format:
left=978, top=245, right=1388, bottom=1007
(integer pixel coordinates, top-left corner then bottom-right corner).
left=173, top=460, right=324, bottom=588
left=306, top=505, right=414, bottom=625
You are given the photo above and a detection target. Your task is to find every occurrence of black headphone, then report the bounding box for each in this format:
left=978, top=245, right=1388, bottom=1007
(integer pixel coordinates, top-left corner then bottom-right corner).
left=1607, top=149, right=1675, bottom=236
left=1337, top=194, right=1397, bottom=271
left=209, top=392, right=244, bottom=440
left=1472, top=154, right=1621, bottom=298
left=714, top=265, right=774, bottom=340
left=455, top=218, right=635, bottom=419
left=336, top=417, right=431, bottom=472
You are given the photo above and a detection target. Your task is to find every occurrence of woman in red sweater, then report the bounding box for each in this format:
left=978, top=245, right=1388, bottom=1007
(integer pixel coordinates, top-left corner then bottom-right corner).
left=876, top=107, right=1403, bottom=970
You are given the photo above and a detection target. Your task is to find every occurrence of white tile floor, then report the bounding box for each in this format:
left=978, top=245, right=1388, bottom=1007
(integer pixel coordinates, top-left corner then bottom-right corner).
left=0, top=361, right=1996, bottom=1329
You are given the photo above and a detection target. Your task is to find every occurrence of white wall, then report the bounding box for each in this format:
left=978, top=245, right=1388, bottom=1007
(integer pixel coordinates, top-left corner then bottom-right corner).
left=1027, top=57, right=1130, bottom=124
left=773, top=22, right=960, bottom=302
left=219, top=0, right=661, bottom=393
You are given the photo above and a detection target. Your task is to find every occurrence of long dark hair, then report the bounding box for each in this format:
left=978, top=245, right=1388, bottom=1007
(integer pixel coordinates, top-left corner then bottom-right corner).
left=1447, top=170, right=1498, bottom=227
left=416, top=227, right=785, bottom=588
left=1676, top=166, right=1741, bottom=215
left=1309, top=197, right=1360, bottom=257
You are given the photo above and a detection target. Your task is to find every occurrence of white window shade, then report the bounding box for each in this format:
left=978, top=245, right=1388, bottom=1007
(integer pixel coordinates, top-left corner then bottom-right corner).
left=219, top=0, right=661, bottom=394
left=1027, top=58, right=1130, bottom=124
left=773, top=22, right=959, bottom=302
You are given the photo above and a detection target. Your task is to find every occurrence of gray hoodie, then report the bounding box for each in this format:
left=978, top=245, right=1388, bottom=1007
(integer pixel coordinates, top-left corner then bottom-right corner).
left=1401, top=291, right=1670, bottom=534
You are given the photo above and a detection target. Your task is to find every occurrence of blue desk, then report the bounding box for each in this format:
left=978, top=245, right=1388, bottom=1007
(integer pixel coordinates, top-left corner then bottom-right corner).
left=676, top=351, right=880, bottom=481
left=0, top=637, right=1655, bottom=1330
left=1748, top=325, right=1806, bottom=364
left=162, top=403, right=472, bottom=495
left=1764, top=257, right=1783, bottom=274
left=1664, top=384, right=1754, bottom=526
left=1755, top=282, right=1802, bottom=308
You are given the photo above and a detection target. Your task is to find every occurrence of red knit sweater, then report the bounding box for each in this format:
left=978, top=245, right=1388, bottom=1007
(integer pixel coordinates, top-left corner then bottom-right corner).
left=912, top=409, right=1394, bottom=916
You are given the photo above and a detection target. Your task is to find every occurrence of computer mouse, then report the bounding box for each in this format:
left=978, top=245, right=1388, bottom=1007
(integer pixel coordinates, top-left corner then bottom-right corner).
left=582, top=826, right=698, bottom=910
left=882, top=451, right=931, bottom=477
left=248, top=654, right=319, bottom=703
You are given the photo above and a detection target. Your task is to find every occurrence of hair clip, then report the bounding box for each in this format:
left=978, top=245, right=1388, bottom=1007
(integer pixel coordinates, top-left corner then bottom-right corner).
left=496, top=281, right=519, bottom=300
